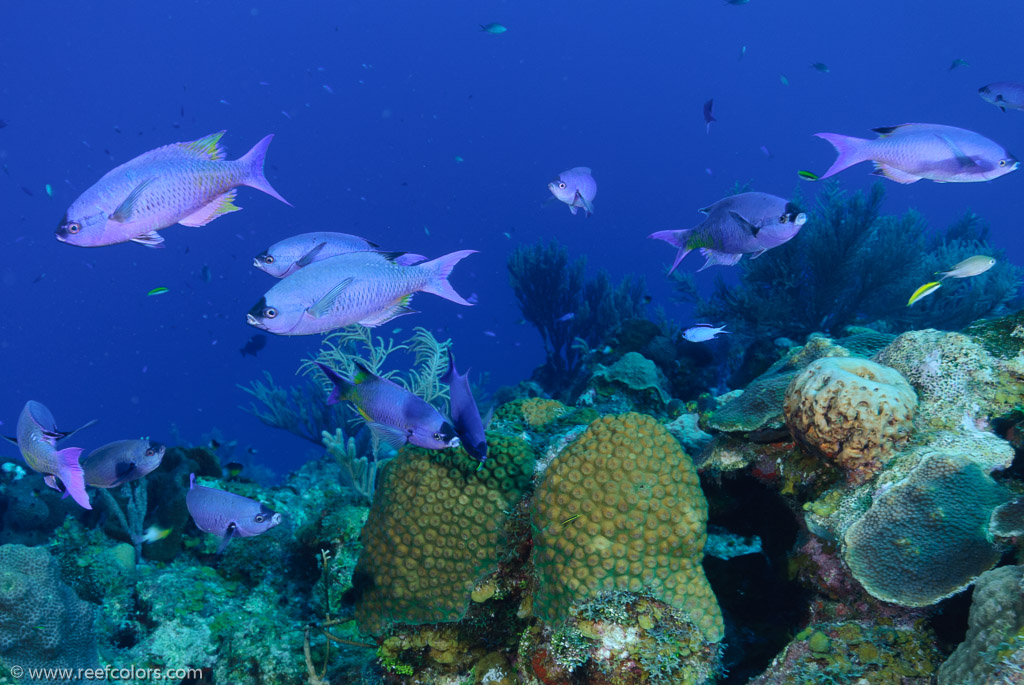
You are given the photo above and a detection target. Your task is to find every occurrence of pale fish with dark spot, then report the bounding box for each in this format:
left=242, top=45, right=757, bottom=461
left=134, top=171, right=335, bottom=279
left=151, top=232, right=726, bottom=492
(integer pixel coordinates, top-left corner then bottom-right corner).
left=57, top=131, right=290, bottom=248
left=186, top=473, right=281, bottom=553
left=82, top=439, right=166, bottom=488
left=815, top=123, right=1018, bottom=184
left=649, top=192, right=806, bottom=273
left=254, top=231, right=425, bottom=278
left=548, top=167, right=596, bottom=217
left=246, top=249, right=476, bottom=335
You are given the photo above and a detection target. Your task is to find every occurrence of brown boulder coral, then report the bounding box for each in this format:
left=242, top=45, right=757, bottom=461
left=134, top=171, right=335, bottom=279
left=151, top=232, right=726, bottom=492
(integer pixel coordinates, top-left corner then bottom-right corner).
left=531, top=413, right=724, bottom=642
left=784, top=357, right=917, bottom=484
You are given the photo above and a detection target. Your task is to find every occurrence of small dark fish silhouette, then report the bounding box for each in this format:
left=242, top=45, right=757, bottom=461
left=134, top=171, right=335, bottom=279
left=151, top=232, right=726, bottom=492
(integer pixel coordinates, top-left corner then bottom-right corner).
left=703, top=99, right=716, bottom=133
left=240, top=334, right=267, bottom=357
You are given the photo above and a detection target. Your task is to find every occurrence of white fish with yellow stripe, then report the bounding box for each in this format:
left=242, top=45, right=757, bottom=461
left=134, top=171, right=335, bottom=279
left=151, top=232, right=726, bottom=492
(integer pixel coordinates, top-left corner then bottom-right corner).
left=57, top=131, right=290, bottom=248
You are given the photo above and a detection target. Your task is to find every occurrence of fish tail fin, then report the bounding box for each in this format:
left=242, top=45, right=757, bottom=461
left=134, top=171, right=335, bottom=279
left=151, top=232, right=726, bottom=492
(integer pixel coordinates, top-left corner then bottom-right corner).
left=55, top=447, right=91, bottom=510
left=441, top=349, right=457, bottom=385
left=648, top=229, right=694, bottom=274
left=315, top=362, right=352, bottom=405
left=421, top=250, right=477, bottom=305
left=814, top=132, right=871, bottom=179
left=240, top=134, right=292, bottom=206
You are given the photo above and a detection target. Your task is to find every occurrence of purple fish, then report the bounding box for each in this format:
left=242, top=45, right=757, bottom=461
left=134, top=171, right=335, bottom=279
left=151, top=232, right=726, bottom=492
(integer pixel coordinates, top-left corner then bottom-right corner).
left=703, top=98, right=716, bottom=134
left=316, top=362, right=459, bottom=450
left=186, top=473, right=282, bottom=553
left=815, top=123, right=1018, bottom=184
left=82, top=439, right=166, bottom=488
left=253, top=231, right=425, bottom=278
left=6, top=401, right=95, bottom=509
left=57, top=131, right=291, bottom=248
left=548, top=167, right=596, bottom=217
left=441, top=350, right=487, bottom=462
left=649, top=192, right=806, bottom=273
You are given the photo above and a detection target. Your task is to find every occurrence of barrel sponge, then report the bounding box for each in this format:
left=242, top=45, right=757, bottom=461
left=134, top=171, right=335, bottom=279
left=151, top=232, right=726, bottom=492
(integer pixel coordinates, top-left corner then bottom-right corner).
left=842, top=452, right=1010, bottom=607
left=0, top=544, right=98, bottom=677
left=531, top=413, right=724, bottom=642
left=938, top=564, right=1024, bottom=685
left=784, top=357, right=917, bottom=484
left=353, top=435, right=535, bottom=635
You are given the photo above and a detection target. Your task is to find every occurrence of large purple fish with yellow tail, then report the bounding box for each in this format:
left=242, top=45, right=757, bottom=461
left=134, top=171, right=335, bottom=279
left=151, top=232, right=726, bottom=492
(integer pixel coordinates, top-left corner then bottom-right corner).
left=316, top=361, right=459, bottom=450
left=57, top=131, right=290, bottom=248
left=3, top=401, right=95, bottom=509
left=186, top=473, right=281, bottom=554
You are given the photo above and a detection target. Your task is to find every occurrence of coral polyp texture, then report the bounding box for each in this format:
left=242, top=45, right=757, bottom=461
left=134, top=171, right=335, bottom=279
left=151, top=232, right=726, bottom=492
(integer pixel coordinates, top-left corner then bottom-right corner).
left=531, top=413, right=724, bottom=642
left=0, top=544, right=98, bottom=678
left=784, top=357, right=917, bottom=483
left=353, top=434, right=535, bottom=635
left=842, top=452, right=1010, bottom=607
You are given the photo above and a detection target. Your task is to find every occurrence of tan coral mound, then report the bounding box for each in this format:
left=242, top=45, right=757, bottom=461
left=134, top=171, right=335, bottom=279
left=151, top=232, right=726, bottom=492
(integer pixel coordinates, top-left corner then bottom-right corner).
left=531, top=413, right=724, bottom=642
left=784, top=357, right=917, bottom=483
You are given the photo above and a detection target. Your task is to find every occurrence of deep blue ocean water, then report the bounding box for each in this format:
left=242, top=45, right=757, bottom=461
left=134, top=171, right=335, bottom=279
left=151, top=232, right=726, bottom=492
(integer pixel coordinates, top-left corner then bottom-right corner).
left=2, top=0, right=1023, bottom=477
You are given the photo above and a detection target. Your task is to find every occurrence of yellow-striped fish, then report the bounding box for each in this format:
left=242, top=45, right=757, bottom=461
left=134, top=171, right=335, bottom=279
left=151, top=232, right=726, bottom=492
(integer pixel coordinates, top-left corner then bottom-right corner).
left=907, top=281, right=942, bottom=306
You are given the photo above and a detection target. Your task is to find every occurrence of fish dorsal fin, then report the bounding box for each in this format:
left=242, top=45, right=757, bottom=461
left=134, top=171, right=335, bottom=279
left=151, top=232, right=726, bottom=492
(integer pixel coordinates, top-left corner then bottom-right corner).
left=378, top=251, right=407, bottom=263
left=698, top=205, right=712, bottom=215
left=178, top=190, right=241, bottom=227
left=46, top=418, right=98, bottom=443
left=871, top=125, right=902, bottom=137
left=358, top=295, right=417, bottom=327
left=352, top=361, right=377, bottom=384
left=576, top=167, right=592, bottom=175
left=180, top=131, right=227, bottom=161
left=130, top=231, right=165, bottom=248
left=936, top=134, right=978, bottom=168
left=296, top=242, right=328, bottom=268
left=306, top=278, right=353, bottom=318
left=367, top=421, right=409, bottom=449
left=1, top=435, right=17, bottom=447
left=110, top=178, right=155, bottom=222
left=728, top=210, right=760, bottom=236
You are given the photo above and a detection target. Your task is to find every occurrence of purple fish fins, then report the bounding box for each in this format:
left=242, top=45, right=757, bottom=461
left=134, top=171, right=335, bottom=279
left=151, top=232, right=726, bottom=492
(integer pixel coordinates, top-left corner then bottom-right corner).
left=698, top=249, right=743, bottom=271
left=814, top=132, right=871, bottom=179
left=239, top=134, right=292, bottom=207
left=359, top=294, right=417, bottom=327
left=179, top=189, right=241, bottom=227
left=648, top=229, right=694, bottom=274
left=306, top=278, right=354, bottom=318
left=316, top=362, right=353, bottom=405
left=575, top=191, right=594, bottom=217
left=110, top=178, right=155, bottom=222
left=130, top=232, right=165, bottom=248
left=872, top=163, right=921, bottom=184
left=367, top=421, right=409, bottom=449
left=296, top=242, right=328, bottom=268
left=394, top=253, right=427, bottom=266
left=183, top=131, right=227, bottom=161
left=55, top=447, right=91, bottom=510
left=420, top=250, right=477, bottom=305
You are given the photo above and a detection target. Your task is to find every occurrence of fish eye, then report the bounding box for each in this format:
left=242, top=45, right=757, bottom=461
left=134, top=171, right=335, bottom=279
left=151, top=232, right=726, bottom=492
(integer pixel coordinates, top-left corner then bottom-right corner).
left=779, top=215, right=788, bottom=223
left=558, top=182, right=566, bottom=189
left=264, top=307, right=278, bottom=319
left=145, top=448, right=154, bottom=457
left=265, top=255, right=275, bottom=263
left=66, top=222, right=81, bottom=234
left=254, top=514, right=264, bottom=523
left=1000, top=159, right=1007, bottom=167
left=433, top=432, right=442, bottom=441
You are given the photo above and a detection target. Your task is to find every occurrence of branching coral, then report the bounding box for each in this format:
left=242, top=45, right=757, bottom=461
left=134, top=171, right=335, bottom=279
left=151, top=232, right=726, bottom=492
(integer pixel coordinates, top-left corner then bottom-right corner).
left=690, top=182, right=1022, bottom=343
left=508, top=240, right=648, bottom=395
left=238, top=371, right=350, bottom=444
left=321, top=429, right=387, bottom=503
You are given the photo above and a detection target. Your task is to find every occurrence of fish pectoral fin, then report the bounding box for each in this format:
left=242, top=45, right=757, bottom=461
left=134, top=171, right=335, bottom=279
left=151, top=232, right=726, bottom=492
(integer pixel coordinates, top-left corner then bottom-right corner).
left=306, top=278, right=354, bottom=318
left=750, top=249, right=767, bottom=259
left=697, top=248, right=743, bottom=271
left=358, top=295, right=417, bottom=327
left=936, top=134, right=978, bottom=168
left=367, top=422, right=409, bottom=449
left=574, top=190, right=595, bottom=217
left=0, top=435, right=17, bottom=447
left=871, top=163, right=922, bottom=184
left=178, top=189, right=241, bottom=227
left=569, top=205, right=578, bottom=215
left=728, top=211, right=761, bottom=236
left=216, top=524, right=237, bottom=554
left=44, top=418, right=98, bottom=442
left=110, top=178, right=155, bottom=222
left=108, top=463, right=138, bottom=488
left=295, top=242, right=328, bottom=268
left=130, top=232, right=166, bottom=248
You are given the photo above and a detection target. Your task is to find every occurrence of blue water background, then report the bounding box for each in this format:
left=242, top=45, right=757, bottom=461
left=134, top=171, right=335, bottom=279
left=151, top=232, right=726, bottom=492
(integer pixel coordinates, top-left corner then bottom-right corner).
left=2, top=0, right=1022, bottom=477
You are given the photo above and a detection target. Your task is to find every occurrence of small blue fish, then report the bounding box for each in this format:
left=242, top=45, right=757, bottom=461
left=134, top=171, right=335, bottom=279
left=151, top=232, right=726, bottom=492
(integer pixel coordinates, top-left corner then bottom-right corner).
left=442, top=351, right=487, bottom=462
left=317, top=362, right=459, bottom=450
left=480, top=23, right=507, bottom=34
left=548, top=167, right=596, bottom=217
left=557, top=312, right=575, bottom=322
left=186, top=473, right=282, bottom=553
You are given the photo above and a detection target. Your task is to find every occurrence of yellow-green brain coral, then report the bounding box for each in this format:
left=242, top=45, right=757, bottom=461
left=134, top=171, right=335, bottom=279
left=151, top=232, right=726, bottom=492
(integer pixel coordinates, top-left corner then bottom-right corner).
left=531, top=413, right=724, bottom=642
left=784, top=357, right=917, bottom=483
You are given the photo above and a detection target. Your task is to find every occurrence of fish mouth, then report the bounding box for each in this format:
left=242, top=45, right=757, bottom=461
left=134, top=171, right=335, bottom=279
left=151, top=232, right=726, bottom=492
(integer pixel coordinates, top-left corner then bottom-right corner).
left=793, top=212, right=808, bottom=226
left=246, top=313, right=261, bottom=327
left=253, top=253, right=269, bottom=268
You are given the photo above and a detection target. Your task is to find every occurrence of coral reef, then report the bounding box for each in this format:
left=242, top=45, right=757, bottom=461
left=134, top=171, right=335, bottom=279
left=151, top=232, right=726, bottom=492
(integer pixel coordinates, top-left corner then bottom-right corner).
left=508, top=240, right=648, bottom=397
left=784, top=357, right=917, bottom=483
left=587, top=352, right=672, bottom=410
left=239, top=371, right=350, bottom=444
left=531, top=413, right=724, bottom=642
left=353, top=434, right=535, bottom=635
left=938, top=564, right=1024, bottom=684
left=0, top=545, right=98, bottom=680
